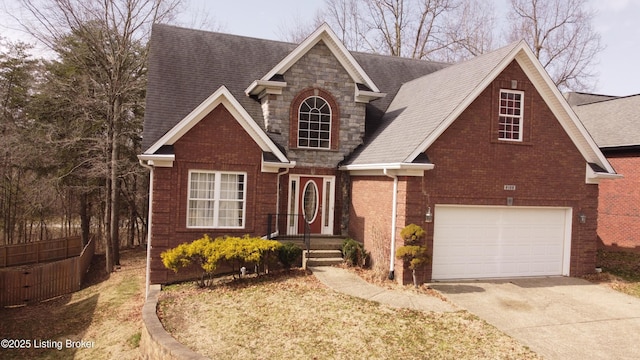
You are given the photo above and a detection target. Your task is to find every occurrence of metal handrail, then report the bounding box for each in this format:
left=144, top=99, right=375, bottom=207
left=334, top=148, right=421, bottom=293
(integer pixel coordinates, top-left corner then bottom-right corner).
left=266, top=213, right=311, bottom=256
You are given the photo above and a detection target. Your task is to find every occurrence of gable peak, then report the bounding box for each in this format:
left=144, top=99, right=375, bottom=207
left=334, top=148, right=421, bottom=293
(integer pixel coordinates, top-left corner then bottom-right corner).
left=245, top=23, right=381, bottom=96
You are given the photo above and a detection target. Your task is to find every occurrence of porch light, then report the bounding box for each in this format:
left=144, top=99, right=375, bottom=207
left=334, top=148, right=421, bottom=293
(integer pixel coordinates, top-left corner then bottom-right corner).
left=578, top=212, right=587, bottom=224
left=425, top=207, right=433, bottom=223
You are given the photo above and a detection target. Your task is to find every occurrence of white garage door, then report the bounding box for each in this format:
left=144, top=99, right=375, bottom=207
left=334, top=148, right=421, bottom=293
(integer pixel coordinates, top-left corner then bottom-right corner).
left=432, top=205, right=571, bottom=280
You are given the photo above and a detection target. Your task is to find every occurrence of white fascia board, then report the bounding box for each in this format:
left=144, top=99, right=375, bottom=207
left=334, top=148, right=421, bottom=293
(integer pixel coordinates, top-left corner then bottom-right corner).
left=261, top=159, right=297, bottom=173
left=260, top=24, right=380, bottom=93
left=405, top=42, right=524, bottom=163
left=355, top=84, right=387, bottom=103
left=137, top=154, right=175, bottom=168
left=245, top=80, right=287, bottom=98
left=585, top=163, right=623, bottom=184
left=339, top=162, right=434, bottom=176
left=144, top=86, right=289, bottom=164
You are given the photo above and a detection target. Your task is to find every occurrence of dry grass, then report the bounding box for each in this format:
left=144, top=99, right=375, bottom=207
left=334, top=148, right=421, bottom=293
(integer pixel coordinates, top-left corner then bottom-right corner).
left=159, top=270, right=540, bottom=359
left=585, top=249, right=640, bottom=298
left=0, top=248, right=146, bottom=360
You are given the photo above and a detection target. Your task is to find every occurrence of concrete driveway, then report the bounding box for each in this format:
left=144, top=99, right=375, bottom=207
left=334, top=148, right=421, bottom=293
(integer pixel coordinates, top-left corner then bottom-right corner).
left=431, top=277, right=640, bottom=360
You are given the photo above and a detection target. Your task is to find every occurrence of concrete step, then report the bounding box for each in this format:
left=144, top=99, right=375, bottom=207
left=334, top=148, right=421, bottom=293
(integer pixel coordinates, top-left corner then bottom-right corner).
left=305, top=257, right=344, bottom=267
left=306, top=249, right=343, bottom=259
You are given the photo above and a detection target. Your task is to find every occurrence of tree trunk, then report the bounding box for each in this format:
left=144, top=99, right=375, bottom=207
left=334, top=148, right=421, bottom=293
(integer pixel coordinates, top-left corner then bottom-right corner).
left=104, top=175, right=113, bottom=273
left=80, top=193, right=90, bottom=247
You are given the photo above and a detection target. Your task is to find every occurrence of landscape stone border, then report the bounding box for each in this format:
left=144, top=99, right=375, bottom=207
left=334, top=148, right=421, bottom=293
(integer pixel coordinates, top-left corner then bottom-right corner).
left=140, top=284, right=208, bottom=360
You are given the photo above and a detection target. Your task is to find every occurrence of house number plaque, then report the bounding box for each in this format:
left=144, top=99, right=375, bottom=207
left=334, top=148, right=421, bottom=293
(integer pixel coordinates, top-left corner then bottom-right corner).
left=503, top=185, right=516, bottom=191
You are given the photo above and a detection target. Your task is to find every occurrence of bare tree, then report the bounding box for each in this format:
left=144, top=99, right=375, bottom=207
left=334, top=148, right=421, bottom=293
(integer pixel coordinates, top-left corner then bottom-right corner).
left=439, top=0, right=497, bottom=62
left=14, top=0, right=181, bottom=273
left=507, top=0, right=603, bottom=91
left=304, top=0, right=495, bottom=62
left=0, top=40, right=39, bottom=244
left=277, top=8, right=325, bottom=44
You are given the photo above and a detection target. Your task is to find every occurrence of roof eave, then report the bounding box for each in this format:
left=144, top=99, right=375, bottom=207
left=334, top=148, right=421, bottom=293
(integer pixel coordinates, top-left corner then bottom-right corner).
left=137, top=154, right=175, bottom=168
left=585, top=163, right=622, bottom=184
left=339, top=162, right=434, bottom=176
left=245, top=80, right=288, bottom=98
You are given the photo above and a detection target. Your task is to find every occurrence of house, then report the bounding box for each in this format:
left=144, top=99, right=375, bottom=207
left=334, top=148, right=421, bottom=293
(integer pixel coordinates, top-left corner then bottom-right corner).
left=139, top=24, right=619, bottom=286
left=571, top=94, right=640, bottom=251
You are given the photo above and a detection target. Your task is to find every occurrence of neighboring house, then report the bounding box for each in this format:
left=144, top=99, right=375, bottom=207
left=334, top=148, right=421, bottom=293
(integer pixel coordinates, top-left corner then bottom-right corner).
left=139, top=24, right=619, bottom=285
left=572, top=94, right=640, bottom=250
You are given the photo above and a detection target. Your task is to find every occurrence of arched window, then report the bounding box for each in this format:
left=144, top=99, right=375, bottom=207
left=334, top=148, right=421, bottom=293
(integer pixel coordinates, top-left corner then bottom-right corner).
left=298, top=96, right=331, bottom=149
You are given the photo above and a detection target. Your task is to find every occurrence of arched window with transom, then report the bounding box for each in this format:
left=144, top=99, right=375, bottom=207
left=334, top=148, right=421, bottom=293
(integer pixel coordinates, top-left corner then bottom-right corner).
left=298, top=96, right=331, bottom=149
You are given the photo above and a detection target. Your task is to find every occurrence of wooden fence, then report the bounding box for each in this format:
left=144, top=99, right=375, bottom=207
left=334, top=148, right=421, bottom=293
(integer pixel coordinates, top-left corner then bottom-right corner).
left=0, top=237, right=95, bottom=307
left=0, top=236, right=83, bottom=268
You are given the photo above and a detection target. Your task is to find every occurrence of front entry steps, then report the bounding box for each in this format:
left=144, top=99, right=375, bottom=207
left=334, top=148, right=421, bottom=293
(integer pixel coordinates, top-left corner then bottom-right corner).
left=305, top=249, right=343, bottom=267
left=276, top=236, right=344, bottom=268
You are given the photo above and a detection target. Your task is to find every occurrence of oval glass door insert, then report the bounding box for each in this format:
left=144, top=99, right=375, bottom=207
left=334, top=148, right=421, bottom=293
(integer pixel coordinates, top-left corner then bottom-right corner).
left=302, top=181, right=319, bottom=223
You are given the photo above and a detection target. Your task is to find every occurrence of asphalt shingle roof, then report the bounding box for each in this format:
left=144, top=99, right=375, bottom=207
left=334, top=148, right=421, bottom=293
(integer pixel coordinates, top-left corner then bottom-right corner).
left=564, top=92, right=619, bottom=107
left=344, top=42, right=521, bottom=165
left=142, top=24, right=448, bottom=152
left=574, top=95, right=640, bottom=148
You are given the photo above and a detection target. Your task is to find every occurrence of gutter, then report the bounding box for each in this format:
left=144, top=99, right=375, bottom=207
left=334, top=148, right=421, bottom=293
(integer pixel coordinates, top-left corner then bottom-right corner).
left=383, top=168, right=398, bottom=280
left=138, top=159, right=154, bottom=299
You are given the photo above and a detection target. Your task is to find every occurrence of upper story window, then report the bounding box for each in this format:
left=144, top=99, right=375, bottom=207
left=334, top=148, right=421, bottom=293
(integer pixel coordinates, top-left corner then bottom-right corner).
left=298, top=96, right=331, bottom=149
left=498, top=89, right=524, bottom=141
left=187, top=170, right=246, bottom=229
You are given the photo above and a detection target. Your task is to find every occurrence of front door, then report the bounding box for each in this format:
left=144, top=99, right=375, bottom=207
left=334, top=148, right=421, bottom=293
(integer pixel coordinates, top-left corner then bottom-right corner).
left=288, top=176, right=335, bottom=235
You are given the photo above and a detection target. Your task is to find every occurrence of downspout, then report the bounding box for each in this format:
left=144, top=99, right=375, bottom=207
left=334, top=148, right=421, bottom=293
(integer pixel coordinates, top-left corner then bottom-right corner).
left=383, top=168, right=398, bottom=280
left=274, top=167, right=291, bottom=237
left=139, top=159, right=154, bottom=299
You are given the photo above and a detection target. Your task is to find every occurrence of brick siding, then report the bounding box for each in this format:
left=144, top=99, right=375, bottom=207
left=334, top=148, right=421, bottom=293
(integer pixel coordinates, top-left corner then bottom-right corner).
left=149, top=104, right=278, bottom=284
left=349, top=61, right=600, bottom=284
left=598, top=155, right=640, bottom=250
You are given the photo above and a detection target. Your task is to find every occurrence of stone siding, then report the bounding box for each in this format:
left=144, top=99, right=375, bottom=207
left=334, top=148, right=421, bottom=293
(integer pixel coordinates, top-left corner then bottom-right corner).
left=260, top=40, right=367, bottom=167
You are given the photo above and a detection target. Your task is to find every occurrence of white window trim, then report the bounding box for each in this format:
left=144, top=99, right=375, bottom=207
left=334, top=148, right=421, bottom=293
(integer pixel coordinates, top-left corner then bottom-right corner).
left=498, top=89, right=524, bottom=142
left=186, top=170, right=247, bottom=229
left=297, top=96, right=332, bottom=149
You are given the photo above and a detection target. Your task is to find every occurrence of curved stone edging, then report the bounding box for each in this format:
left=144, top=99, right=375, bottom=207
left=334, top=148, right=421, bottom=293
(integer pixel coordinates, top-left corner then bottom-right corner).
left=140, top=284, right=208, bottom=360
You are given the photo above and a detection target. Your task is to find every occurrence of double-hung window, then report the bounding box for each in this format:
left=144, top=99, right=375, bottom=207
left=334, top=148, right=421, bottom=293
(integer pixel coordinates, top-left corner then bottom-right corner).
left=187, top=171, right=246, bottom=228
left=498, top=90, right=524, bottom=141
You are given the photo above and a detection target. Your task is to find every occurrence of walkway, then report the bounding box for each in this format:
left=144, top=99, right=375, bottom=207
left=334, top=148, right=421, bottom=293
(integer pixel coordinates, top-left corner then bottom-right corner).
left=309, top=266, right=456, bottom=313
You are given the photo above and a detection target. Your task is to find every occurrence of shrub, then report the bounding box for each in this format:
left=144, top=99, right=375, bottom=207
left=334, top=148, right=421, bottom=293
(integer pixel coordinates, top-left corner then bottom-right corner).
left=396, top=224, right=429, bottom=287
left=277, top=242, right=302, bottom=269
left=400, top=223, right=426, bottom=244
left=341, top=238, right=369, bottom=268
left=395, top=245, right=428, bottom=270
left=160, top=235, right=282, bottom=286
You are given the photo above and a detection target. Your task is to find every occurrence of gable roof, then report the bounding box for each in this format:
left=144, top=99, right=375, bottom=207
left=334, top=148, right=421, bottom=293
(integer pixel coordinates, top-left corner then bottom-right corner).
left=574, top=94, right=640, bottom=148
left=142, top=85, right=289, bottom=164
left=343, top=41, right=617, bottom=176
left=142, top=24, right=447, bottom=152
left=564, top=92, right=619, bottom=107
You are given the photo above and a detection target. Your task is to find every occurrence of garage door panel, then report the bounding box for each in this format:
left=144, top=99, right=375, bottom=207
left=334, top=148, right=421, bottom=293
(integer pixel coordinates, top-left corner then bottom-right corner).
left=432, top=206, right=570, bottom=280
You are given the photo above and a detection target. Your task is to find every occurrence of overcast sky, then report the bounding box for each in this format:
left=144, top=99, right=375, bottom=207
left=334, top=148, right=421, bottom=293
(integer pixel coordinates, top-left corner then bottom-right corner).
left=2, top=0, right=638, bottom=96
